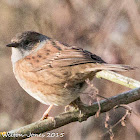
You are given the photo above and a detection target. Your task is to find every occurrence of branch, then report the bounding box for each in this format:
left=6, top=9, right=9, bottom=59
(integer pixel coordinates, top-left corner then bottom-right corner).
left=0, top=70, right=140, bottom=139
left=96, top=70, right=140, bottom=89
left=0, top=87, right=140, bottom=140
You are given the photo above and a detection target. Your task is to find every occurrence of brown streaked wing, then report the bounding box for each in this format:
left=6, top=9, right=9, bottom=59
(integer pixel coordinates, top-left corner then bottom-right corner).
left=22, top=40, right=106, bottom=71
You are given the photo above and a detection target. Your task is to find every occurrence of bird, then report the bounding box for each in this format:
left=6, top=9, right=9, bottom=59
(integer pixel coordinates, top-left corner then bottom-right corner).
left=6, top=31, right=135, bottom=120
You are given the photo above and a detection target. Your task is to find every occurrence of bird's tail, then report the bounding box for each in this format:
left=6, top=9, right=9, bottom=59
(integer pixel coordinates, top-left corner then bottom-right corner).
left=85, top=64, right=136, bottom=72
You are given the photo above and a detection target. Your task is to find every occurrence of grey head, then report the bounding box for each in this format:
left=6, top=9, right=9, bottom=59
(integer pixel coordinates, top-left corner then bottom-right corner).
left=7, top=31, right=49, bottom=50
left=6, top=31, right=49, bottom=63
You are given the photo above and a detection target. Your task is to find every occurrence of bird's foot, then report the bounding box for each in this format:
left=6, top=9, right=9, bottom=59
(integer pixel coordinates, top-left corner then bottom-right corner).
left=41, top=104, right=54, bottom=120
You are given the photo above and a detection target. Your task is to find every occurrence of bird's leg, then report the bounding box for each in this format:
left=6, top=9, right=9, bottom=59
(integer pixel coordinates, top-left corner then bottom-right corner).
left=69, top=97, right=81, bottom=109
left=41, top=104, right=54, bottom=120
left=65, top=97, right=84, bottom=112
left=65, top=98, right=88, bottom=122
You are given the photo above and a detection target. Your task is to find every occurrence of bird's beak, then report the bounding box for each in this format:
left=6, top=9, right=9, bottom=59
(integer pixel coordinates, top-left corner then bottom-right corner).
left=6, top=42, right=19, bottom=48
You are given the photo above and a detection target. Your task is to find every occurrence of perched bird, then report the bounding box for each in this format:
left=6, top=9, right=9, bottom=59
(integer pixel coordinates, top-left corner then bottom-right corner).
left=6, top=31, right=134, bottom=119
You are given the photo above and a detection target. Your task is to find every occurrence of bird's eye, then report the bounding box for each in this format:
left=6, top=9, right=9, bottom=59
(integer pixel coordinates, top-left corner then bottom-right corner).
left=24, top=40, right=30, bottom=45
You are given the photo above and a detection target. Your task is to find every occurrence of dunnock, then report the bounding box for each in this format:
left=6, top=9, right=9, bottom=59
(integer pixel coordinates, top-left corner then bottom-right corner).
left=6, top=31, right=134, bottom=119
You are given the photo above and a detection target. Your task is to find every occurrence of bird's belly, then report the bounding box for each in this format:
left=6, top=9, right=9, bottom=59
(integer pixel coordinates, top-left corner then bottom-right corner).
left=13, top=62, right=92, bottom=106
left=22, top=85, right=80, bottom=106
left=13, top=68, right=82, bottom=106
left=14, top=74, right=81, bottom=106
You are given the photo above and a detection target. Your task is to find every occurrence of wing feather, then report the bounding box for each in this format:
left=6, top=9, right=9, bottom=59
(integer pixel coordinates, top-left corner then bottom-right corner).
left=22, top=40, right=105, bottom=71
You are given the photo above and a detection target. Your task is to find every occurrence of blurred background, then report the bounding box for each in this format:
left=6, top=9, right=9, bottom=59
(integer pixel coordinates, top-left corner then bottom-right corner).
left=0, top=0, right=140, bottom=139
